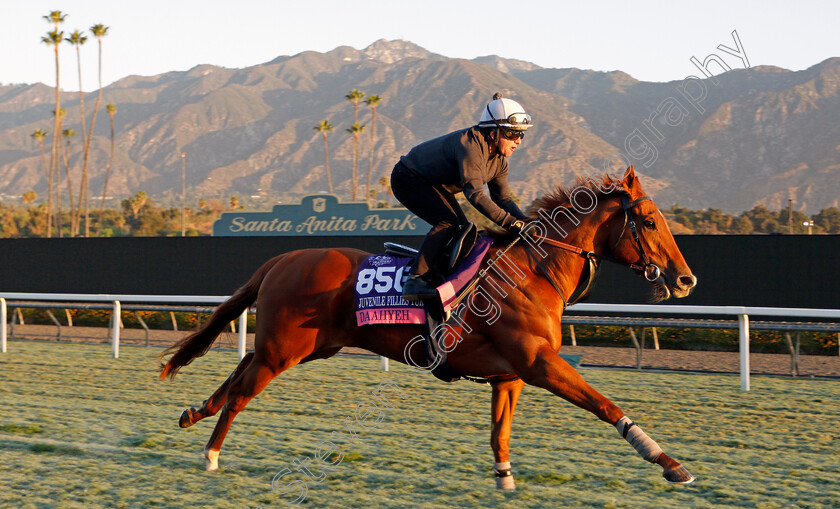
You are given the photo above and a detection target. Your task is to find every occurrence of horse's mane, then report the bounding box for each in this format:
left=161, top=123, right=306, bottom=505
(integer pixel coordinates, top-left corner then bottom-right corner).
left=485, top=174, right=622, bottom=242
left=528, top=174, right=619, bottom=215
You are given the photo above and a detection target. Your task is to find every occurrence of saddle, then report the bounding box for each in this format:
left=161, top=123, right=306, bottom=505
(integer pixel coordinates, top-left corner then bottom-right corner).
left=384, top=222, right=478, bottom=278
left=381, top=223, right=598, bottom=382
left=383, top=223, right=480, bottom=383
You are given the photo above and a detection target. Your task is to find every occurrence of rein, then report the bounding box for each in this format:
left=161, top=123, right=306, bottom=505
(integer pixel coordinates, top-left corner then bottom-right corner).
left=449, top=192, right=661, bottom=385
left=522, top=192, right=662, bottom=306
left=521, top=242, right=570, bottom=308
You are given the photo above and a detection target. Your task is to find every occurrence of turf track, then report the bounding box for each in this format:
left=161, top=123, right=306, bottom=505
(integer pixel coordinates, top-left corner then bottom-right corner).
left=2, top=340, right=838, bottom=508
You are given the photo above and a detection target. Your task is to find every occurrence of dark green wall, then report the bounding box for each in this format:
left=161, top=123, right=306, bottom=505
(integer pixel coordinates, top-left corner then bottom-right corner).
left=0, top=235, right=837, bottom=309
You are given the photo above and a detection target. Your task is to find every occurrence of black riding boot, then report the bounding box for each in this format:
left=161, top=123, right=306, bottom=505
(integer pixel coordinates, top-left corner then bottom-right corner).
left=402, top=272, right=438, bottom=301
left=402, top=230, right=452, bottom=302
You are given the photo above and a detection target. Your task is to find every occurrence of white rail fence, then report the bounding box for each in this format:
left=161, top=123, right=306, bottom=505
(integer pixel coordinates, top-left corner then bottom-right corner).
left=2, top=293, right=839, bottom=391
left=569, top=304, right=840, bottom=390
left=0, top=293, right=236, bottom=360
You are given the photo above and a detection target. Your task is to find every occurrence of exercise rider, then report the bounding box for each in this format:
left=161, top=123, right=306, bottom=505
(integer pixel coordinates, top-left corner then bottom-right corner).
left=391, top=93, right=534, bottom=301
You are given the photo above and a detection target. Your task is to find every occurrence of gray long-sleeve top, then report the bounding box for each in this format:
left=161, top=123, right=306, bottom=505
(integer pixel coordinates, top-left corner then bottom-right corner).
left=398, top=126, right=528, bottom=227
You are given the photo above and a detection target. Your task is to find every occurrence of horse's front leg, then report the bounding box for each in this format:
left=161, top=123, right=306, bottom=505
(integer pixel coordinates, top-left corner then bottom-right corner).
left=490, top=377, right=525, bottom=490
left=510, top=342, right=695, bottom=484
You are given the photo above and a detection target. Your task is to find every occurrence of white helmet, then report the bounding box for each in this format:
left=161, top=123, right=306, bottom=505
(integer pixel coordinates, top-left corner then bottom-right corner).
left=478, top=93, right=533, bottom=131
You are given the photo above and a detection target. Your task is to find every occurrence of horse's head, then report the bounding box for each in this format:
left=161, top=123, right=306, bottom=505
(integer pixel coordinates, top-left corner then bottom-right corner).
left=605, top=167, right=697, bottom=301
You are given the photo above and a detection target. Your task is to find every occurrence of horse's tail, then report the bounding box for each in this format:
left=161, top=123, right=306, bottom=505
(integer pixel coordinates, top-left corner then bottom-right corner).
left=159, top=254, right=285, bottom=380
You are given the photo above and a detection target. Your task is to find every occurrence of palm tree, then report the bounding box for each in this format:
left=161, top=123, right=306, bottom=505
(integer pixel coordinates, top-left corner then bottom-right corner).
left=49, top=108, right=67, bottom=237
left=378, top=176, right=391, bottom=207
left=313, top=120, right=335, bottom=193
left=66, top=31, right=88, bottom=151
left=43, top=11, right=67, bottom=30
left=88, top=24, right=109, bottom=235
left=364, top=95, right=381, bottom=204
left=99, top=103, right=117, bottom=226
left=65, top=29, right=90, bottom=236
left=60, top=128, right=78, bottom=237
left=345, top=89, right=365, bottom=124
left=43, top=11, right=66, bottom=237
left=50, top=107, right=80, bottom=236
left=22, top=191, right=37, bottom=205
left=42, top=20, right=65, bottom=236
left=344, top=90, right=366, bottom=201
left=124, top=191, right=147, bottom=219
left=345, top=123, right=366, bottom=201
left=30, top=128, right=50, bottom=185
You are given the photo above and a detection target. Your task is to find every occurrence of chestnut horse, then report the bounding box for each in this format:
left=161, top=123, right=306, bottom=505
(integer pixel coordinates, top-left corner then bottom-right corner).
left=160, top=168, right=698, bottom=488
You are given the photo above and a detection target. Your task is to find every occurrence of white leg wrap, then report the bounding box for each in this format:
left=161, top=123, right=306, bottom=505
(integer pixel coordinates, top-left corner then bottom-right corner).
left=204, top=448, right=219, bottom=471
left=494, top=461, right=515, bottom=490
left=616, top=416, right=663, bottom=463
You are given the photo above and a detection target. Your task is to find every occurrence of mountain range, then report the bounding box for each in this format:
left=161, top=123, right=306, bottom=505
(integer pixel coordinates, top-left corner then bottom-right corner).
left=1, top=38, right=838, bottom=213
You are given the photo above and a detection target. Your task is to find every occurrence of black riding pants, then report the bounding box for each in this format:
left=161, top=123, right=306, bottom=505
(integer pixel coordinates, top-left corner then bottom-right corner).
left=391, top=162, right=469, bottom=278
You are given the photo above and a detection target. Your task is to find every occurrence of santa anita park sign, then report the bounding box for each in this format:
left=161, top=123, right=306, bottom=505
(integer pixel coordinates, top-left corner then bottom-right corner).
left=212, top=195, right=429, bottom=236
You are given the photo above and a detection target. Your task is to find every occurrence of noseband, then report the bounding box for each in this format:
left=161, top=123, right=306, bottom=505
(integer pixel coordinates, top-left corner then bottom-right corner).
left=522, top=191, right=663, bottom=306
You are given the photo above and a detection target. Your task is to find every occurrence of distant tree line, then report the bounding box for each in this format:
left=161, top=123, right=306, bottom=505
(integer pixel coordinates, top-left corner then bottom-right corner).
left=1, top=196, right=838, bottom=238
left=0, top=192, right=243, bottom=237
left=664, top=204, right=840, bottom=234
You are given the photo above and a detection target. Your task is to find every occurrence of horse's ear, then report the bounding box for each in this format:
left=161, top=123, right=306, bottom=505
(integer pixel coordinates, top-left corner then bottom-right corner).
left=622, top=165, right=636, bottom=190
left=625, top=166, right=636, bottom=184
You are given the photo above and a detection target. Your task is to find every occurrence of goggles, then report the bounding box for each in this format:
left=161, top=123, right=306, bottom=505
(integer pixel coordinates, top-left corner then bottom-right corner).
left=506, top=112, right=532, bottom=126
left=501, top=128, right=525, bottom=140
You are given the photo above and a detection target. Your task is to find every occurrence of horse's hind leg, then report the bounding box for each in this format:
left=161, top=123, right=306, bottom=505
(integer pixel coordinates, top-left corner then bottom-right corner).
left=513, top=344, right=695, bottom=484
left=203, top=356, right=283, bottom=471
left=490, top=377, right=524, bottom=490
left=179, top=352, right=255, bottom=428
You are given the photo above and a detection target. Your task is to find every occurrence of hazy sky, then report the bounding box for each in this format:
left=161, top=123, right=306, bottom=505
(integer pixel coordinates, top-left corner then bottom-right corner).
left=4, top=0, right=839, bottom=91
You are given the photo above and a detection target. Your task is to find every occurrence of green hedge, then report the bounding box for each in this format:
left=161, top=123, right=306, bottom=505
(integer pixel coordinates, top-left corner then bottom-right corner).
left=569, top=324, right=839, bottom=356
left=13, top=308, right=257, bottom=333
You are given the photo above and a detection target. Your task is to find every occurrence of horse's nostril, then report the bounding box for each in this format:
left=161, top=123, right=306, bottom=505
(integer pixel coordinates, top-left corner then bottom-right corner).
left=678, top=275, right=697, bottom=289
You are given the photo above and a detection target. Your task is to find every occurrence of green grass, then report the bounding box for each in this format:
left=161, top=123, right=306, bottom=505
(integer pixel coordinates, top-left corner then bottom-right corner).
left=1, top=340, right=838, bottom=508
left=1, top=423, right=43, bottom=434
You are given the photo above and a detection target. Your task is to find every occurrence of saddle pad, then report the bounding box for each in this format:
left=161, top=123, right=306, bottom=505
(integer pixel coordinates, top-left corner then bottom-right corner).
left=354, top=237, right=494, bottom=326
left=355, top=255, right=426, bottom=326
left=438, top=237, right=493, bottom=314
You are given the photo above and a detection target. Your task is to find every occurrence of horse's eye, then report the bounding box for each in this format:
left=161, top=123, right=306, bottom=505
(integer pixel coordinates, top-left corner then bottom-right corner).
left=643, top=219, right=656, bottom=230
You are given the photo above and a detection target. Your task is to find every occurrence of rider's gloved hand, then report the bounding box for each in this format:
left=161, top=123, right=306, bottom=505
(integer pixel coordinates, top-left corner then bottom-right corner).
left=509, top=219, right=531, bottom=236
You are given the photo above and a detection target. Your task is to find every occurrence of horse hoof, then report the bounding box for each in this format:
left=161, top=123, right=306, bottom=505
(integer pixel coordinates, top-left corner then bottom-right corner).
left=664, top=465, right=695, bottom=484
left=204, top=448, right=219, bottom=472
left=495, top=475, right=516, bottom=490
left=179, top=408, right=196, bottom=428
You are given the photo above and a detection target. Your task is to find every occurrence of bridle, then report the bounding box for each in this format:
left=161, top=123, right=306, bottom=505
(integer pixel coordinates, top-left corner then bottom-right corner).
left=617, top=192, right=662, bottom=282
left=521, top=191, right=663, bottom=307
